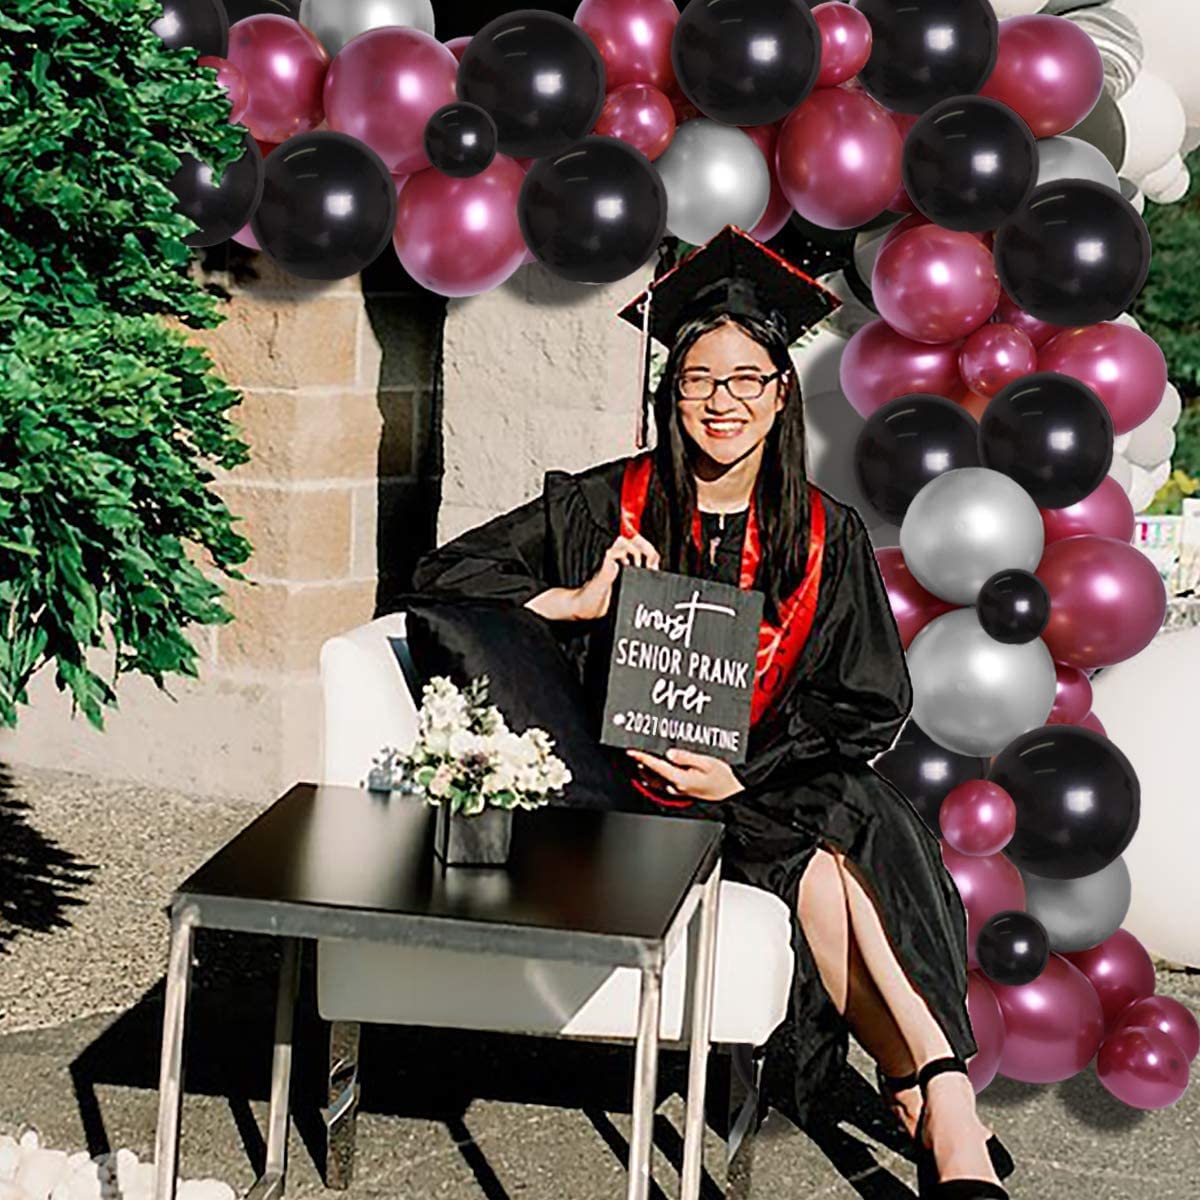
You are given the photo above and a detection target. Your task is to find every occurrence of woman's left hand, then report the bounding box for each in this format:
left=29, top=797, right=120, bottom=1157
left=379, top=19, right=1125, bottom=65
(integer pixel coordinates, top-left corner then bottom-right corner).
left=627, top=748, right=744, bottom=802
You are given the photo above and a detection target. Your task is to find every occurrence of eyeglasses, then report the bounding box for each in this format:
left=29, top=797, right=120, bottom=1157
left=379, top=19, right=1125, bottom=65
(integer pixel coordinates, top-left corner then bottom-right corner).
left=677, top=371, right=784, bottom=403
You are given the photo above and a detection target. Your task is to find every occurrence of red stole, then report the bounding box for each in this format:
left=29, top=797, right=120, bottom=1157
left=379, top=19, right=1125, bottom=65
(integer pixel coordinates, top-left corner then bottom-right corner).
left=617, top=454, right=827, bottom=808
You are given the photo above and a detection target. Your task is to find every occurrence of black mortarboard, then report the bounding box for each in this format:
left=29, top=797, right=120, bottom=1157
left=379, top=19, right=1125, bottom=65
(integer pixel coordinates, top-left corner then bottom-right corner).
left=617, top=225, right=841, bottom=447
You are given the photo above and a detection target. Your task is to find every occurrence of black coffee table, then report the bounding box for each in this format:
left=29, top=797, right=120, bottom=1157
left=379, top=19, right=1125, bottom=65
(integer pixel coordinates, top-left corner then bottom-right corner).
left=152, top=783, right=724, bottom=1200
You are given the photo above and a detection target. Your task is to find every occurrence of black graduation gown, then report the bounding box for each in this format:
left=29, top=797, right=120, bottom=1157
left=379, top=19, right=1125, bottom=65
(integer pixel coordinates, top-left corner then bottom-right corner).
left=411, top=457, right=977, bottom=1126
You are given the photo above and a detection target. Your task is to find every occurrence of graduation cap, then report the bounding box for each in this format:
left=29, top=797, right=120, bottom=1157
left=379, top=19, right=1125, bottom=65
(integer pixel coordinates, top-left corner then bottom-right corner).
left=618, top=224, right=841, bottom=447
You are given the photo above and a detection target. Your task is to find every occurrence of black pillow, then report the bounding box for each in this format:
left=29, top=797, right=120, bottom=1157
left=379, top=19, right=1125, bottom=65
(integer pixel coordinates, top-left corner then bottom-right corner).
left=400, top=600, right=636, bottom=812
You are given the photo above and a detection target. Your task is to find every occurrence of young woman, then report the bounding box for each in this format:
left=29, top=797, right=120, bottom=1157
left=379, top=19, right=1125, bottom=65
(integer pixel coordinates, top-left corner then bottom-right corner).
left=413, top=227, right=1010, bottom=1199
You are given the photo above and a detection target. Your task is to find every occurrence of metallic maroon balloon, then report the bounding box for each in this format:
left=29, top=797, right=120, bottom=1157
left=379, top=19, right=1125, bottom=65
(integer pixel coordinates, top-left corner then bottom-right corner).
left=959, top=323, right=1037, bottom=399
left=813, top=1, right=872, bottom=88
left=995, top=289, right=1064, bottom=348
left=941, top=842, right=1026, bottom=969
left=1039, top=323, right=1169, bottom=436
left=1097, top=1026, right=1190, bottom=1109
left=777, top=86, right=902, bottom=230
left=1078, top=710, right=1107, bottom=737
left=840, top=320, right=965, bottom=419
left=227, top=15, right=328, bottom=144
left=980, top=14, right=1105, bottom=139
left=966, top=972, right=1006, bottom=1093
left=1041, top=476, right=1136, bottom=546
left=992, top=953, right=1105, bottom=1084
left=1036, top=535, right=1168, bottom=669
left=593, top=82, right=676, bottom=161
left=198, top=54, right=249, bottom=125
left=324, top=28, right=457, bottom=177
left=1065, top=929, right=1158, bottom=1031
left=743, top=122, right=793, bottom=242
left=445, top=36, right=472, bottom=62
left=875, top=547, right=956, bottom=649
left=1047, top=663, right=1093, bottom=726
left=940, top=781, right=1016, bottom=858
left=1118, top=995, right=1200, bottom=1062
left=575, top=0, right=679, bottom=92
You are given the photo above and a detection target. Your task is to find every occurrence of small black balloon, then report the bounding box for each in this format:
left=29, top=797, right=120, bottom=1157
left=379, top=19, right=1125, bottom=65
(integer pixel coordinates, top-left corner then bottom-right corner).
left=994, top=180, right=1152, bottom=327
left=519, top=136, right=667, bottom=284
left=855, top=395, right=982, bottom=526
left=457, top=11, right=606, bottom=159
left=903, top=96, right=1038, bottom=232
left=852, top=0, right=998, bottom=114
left=251, top=132, right=397, bottom=281
left=672, top=0, right=821, bottom=126
left=977, top=910, right=1050, bottom=986
left=977, top=570, right=1051, bottom=645
left=979, top=371, right=1114, bottom=509
left=170, top=133, right=263, bottom=247
left=990, top=726, right=1140, bottom=880
left=425, top=103, right=498, bottom=179
left=1067, top=88, right=1127, bottom=173
left=223, top=0, right=296, bottom=19
left=874, top=721, right=989, bottom=831
left=152, top=0, right=229, bottom=56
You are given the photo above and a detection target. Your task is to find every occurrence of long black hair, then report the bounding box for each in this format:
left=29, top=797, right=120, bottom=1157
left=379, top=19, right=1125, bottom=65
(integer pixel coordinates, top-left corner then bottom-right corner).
left=641, top=310, right=811, bottom=625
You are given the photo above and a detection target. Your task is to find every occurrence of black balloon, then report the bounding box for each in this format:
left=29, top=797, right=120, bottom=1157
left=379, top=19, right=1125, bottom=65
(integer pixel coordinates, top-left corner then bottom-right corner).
left=170, top=133, right=264, bottom=248
left=990, top=726, right=1140, bottom=880
left=874, top=721, right=989, bottom=831
left=977, top=910, right=1050, bottom=986
left=223, top=0, right=297, bottom=19
left=976, top=570, right=1051, bottom=645
left=852, top=0, right=998, bottom=114
left=994, top=181, right=1152, bottom=326
left=152, top=0, right=229, bottom=56
left=425, top=103, right=498, bottom=178
left=519, top=136, right=667, bottom=284
left=903, top=96, right=1038, bottom=232
left=672, top=0, right=821, bottom=126
left=979, top=371, right=1114, bottom=508
left=457, top=11, right=606, bottom=159
left=1067, top=87, right=1127, bottom=173
left=251, top=132, right=397, bottom=281
left=855, top=395, right=981, bottom=525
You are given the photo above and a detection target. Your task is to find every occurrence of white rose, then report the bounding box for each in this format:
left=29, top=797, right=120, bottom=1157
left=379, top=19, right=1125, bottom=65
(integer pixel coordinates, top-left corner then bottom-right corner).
left=448, top=727, right=481, bottom=758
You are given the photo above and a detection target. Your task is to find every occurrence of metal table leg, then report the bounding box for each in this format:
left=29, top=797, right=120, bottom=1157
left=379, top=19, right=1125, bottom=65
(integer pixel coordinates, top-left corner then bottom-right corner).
left=680, top=866, right=721, bottom=1200
left=627, top=961, right=664, bottom=1200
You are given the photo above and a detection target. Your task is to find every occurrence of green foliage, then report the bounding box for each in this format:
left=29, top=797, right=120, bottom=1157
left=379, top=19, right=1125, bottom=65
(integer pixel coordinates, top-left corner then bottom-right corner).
left=0, top=0, right=252, bottom=728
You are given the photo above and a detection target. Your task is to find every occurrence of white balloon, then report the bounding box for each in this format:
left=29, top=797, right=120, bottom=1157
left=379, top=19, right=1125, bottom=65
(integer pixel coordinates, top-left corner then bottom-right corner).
left=1127, top=461, right=1161, bottom=511
left=1148, top=458, right=1173, bottom=492
left=1126, top=422, right=1176, bottom=469
left=1140, top=152, right=1184, bottom=195
left=1108, top=451, right=1133, bottom=492
left=1113, top=431, right=1132, bottom=455
left=1117, top=69, right=1186, bottom=180
left=1112, top=310, right=1141, bottom=330
left=1159, top=382, right=1183, bottom=427
left=990, top=0, right=1048, bottom=15
left=1185, top=126, right=1200, bottom=154
left=1111, top=0, right=1200, bottom=127
left=1147, top=163, right=1191, bottom=203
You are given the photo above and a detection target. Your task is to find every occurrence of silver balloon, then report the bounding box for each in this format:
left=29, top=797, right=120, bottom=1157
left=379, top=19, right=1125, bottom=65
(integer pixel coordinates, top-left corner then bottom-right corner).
left=655, top=119, right=771, bottom=246
left=907, top=609, right=1057, bottom=757
left=900, top=468, right=1045, bottom=605
left=299, top=0, right=435, bottom=57
left=1037, top=135, right=1121, bottom=190
left=1022, top=857, right=1131, bottom=953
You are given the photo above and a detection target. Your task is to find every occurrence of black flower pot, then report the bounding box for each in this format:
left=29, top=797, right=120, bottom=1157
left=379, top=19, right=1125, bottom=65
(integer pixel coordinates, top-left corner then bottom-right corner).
left=434, top=804, right=513, bottom=866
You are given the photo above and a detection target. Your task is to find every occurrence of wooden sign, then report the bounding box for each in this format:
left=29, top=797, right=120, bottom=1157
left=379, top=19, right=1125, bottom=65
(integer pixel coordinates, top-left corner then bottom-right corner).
left=600, top=567, right=763, bottom=765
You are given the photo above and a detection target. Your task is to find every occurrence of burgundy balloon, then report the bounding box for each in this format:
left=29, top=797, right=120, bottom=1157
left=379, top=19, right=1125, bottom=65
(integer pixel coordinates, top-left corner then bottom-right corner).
left=840, top=320, right=965, bottom=419
left=445, top=36, right=472, bottom=62
left=1078, top=710, right=1107, bottom=736
left=1039, top=323, right=1169, bottom=436
left=743, top=122, right=793, bottom=242
left=575, top=0, right=679, bottom=93
left=941, top=842, right=1027, bottom=969
left=880, top=212, right=990, bottom=255
left=940, top=780, right=1017, bottom=858
left=593, top=83, right=676, bottom=161
left=959, top=323, right=1037, bottom=398
left=1065, top=930, right=1158, bottom=1032
left=323, top=27, right=457, bottom=177
left=884, top=110, right=919, bottom=213
left=1097, top=1026, right=1190, bottom=1109
left=980, top=14, right=1105, bottom=139
left=995, top=289, right=1064, bottom=349
left=872, top=225, right=1000, bottom=345
left=1118, top=995, right=1200, bottom=1062
left=813, top=1, right=873, bottom=87
left=1047, top=664, right=1093, bottom=726
left=1037, top=535, right=1168, bottom=669
left=1041, top=476, right=1136, bottom=546
left=776, top=86, right=902, bottom=230
left=226, top=15, right=328, bottom=144
left=992, top=953, right=1105, bottom=1084
left=392, top=156, right=527, bottom=297
left=198, top=54, right=249, bottom=125
left=874, top=547, right=956, bottom=649
left=253, top=137, right=279, bottom=159
left=966, top=972, right=1006, bottom=1093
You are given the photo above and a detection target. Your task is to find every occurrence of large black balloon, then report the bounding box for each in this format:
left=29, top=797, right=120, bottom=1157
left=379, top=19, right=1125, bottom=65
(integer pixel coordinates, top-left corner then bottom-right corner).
left=979, top=371, right=1114, bottom=508
left=519, top=136, right=667, bottom=284
left=990, top=726, right=1140, bottom=880
left=223, top=0, right=297, bottom=21
left=672, top=0, right=821, bottom=126
left=852, top=0, right=998, bottom=114
left=425, top=103, right=498, bottom=178
left=977, top=570, right=1051, bottom=645
left=170, top=133, right=263, bottom=248
left=874, top=721, right=989, bottom=831
left=977, top=910, right=1050, bottom=986
left=251, top=132, right=397, bottom=281
left=152, top=0, right=229, bottom=56
left=855, top=395, right=981, bottom=525
left=457, top=11, right=606, bottom=159
left=994, top=181, right=1152, bottom=326
left=903, top=96, right=1038, bottom=232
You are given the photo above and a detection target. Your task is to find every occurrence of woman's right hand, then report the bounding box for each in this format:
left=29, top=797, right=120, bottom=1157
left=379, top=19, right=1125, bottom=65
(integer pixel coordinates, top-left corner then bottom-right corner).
left=526, top=533, right=660, bottom=622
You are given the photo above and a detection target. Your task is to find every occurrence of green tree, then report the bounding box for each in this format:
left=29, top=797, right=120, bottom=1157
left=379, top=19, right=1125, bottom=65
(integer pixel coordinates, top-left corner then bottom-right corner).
left=1, top=0, right=251, bottom=727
